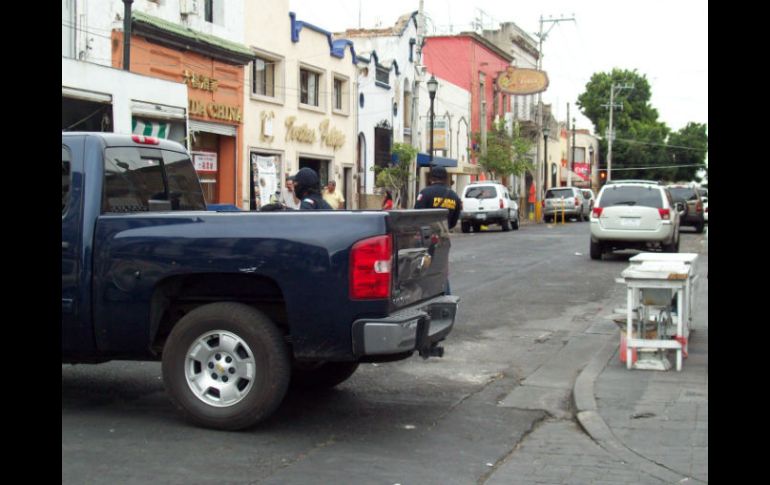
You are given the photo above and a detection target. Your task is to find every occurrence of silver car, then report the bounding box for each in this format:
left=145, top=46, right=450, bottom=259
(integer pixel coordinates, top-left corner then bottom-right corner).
left=543, top=187, right=590, bottom=222
left=590, top=181, right=684, bottom=260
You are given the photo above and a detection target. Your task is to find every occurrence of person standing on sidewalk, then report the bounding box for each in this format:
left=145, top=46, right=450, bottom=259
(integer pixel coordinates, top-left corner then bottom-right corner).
left=322, top=180, right=345, bottom=209
left=528, top=182, right=536, bottom=220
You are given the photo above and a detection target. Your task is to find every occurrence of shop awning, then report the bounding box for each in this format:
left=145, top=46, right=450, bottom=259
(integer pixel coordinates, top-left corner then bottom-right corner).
left=416, top=153, right=458, bottom=168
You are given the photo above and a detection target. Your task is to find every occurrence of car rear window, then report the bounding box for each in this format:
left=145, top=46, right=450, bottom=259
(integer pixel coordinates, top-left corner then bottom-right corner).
left=598, top=186, right=663, bottom=209
left=465, top=186, right=497, bottom=199
left=668, top=187, right=698, bottom=201
left=545, top=188, right=574, bottom=199
left=102, top=146, right=206, bottom=213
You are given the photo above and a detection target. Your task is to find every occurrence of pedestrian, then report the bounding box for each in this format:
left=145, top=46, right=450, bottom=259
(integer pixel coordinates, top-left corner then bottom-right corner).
left=293, top=167, right=333, bottom=210
left=381, top=190, right=394, bottom=210
left=528, top=182, right=536, bottom=219
left=414, top=166, right=462, bottom=229
left=322, top=180, right=345, bottom=209
left=281, top=175, right=301, bottom=210
left=414, top=166, right=461, bottom=295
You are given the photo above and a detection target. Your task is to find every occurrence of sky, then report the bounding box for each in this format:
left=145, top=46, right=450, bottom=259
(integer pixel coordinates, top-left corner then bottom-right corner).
left=288, top=0, right=708, bottom=136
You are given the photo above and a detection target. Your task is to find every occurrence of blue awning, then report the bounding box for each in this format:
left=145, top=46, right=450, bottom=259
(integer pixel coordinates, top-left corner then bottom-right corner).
left=416, top=153, right=458, bottom=168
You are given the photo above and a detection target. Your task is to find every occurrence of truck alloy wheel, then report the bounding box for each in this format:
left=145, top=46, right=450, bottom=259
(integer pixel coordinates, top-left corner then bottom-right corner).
left=161, top=302, right=290, bottom=430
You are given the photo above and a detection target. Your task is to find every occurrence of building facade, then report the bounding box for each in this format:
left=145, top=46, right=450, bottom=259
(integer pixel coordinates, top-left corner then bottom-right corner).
left=63, top=0, right=254, bottom=206
left=422, top=34, right=515, bottom=190
left=242, top=0, right=358, bottom=209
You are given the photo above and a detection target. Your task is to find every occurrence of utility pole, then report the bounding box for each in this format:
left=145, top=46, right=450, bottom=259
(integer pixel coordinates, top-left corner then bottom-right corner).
left=602, top=82, right=633, bottom=181
left=566, top=103, right=571, bottom=187
left=535, top=14, right=575, bottom=220
left=567, top=115, right=577, bottom=185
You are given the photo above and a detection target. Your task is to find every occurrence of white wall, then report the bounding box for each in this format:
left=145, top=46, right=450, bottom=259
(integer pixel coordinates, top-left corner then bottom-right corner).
left=62, top=57, right=188, bottom=135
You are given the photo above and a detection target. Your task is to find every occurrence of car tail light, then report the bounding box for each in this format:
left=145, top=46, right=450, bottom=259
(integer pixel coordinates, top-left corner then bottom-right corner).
left=696, top=202, right=703, bottom=212
left=704, top=207, right=708, bottom=213
left=541, top=200, right=545, bottom=208
left=575, top=197, right=579, bottom=206
left=350, top=235, right=392, bottom=300
left=592, top=207, right=603, bottom=218
left=658, top=208, right=671, bottom=220
left=499, top=198, right=504, bottom=209
left=131, top=135, right=160, bottom=145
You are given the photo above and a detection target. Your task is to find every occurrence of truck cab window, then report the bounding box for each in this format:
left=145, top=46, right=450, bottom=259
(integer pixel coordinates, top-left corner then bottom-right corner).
left=102, top=147, right=166, bottom=213
left=62, top=146, right=71, bottom=214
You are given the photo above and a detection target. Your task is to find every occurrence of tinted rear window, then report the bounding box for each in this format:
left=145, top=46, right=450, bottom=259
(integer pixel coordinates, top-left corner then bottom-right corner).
left=465, top=186, right=497, bottom=199
left=598, top=186, right=663, bottom=209
left=545, top=188, right=575, bottom=199
left=102, top=146, right=206, bottom=213
left=668, top=187, right=699, bottom=201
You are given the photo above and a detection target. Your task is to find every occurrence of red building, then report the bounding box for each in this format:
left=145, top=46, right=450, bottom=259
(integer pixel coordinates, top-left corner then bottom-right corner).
left=423, top=33, right=514, bottom=177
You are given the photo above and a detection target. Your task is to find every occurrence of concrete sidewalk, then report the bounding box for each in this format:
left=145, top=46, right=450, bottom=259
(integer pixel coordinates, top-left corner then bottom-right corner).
left=574, top=249, right=708, bottom=483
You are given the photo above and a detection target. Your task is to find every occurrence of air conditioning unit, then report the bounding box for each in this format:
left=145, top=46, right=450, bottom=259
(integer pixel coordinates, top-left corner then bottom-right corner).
left=180, top=0, right=200, bottom=16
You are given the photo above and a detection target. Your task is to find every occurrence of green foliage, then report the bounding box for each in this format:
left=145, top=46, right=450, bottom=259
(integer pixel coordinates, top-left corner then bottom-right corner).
left=472, top=121, right=533, bottom=181
left=577, top=68, right=707, bottom=182
left=372, top=142, right=417, bottom=208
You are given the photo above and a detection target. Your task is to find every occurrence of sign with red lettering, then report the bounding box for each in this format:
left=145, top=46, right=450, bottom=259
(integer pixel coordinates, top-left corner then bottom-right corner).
left=193, top=151, right=218, bottom=173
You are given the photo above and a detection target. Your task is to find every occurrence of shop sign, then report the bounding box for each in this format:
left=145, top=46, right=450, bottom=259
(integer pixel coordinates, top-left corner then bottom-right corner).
left=261, top=111, right=275, bottom=142
left=574, top=162, right=590, bottom=180
left=252, top=154, right=278, bottom=207
left=285, top=116, right=316, bottom=143
left=496, top=66, right=549, bottom=95
left=183, top=70, right=218, bottom=92
left=192, top=151, right=218, bottom=173
left=189, top=100, right=242, bottom=123
left=319, top=120, right=345, bottom=150
left=428, top=119, right=447, bottom=150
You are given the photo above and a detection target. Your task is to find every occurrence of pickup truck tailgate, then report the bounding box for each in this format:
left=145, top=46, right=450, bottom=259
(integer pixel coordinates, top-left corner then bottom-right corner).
left=387, top=209, right=450, bottom=311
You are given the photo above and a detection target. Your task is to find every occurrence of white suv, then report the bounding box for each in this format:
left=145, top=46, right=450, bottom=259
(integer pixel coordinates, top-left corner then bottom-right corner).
left=590, top=181, right=684, bottom=260
left=460, top=182, right=519, bottom=232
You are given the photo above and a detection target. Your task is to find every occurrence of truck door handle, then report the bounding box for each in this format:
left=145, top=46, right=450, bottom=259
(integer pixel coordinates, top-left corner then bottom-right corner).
left=62, top=241, right=70, bottom=249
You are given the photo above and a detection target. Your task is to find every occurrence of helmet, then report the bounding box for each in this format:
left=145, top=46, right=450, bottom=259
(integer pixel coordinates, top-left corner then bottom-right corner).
left=293, top=167, right=320, bottom=199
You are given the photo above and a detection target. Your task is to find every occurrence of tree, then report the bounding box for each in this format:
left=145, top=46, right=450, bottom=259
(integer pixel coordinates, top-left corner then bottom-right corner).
left=667, top=122, right=708, bottom=183
left=372, top=142, right=416, bottom=208
left=472, top=120, right=533, bottom=182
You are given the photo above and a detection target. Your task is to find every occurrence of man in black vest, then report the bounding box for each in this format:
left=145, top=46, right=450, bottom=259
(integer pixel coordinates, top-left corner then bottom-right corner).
left=414, top=165, right=462, bottom=229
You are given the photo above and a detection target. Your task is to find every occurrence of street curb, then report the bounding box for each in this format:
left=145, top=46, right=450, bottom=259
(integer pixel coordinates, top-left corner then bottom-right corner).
left=572, top=334, right=692, bottom=484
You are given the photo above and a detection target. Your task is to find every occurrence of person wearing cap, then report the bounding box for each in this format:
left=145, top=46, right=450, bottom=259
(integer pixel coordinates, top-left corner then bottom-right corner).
left=414, top=165, right=462, bottom=229
left=293, top=167, right=333, bottom=210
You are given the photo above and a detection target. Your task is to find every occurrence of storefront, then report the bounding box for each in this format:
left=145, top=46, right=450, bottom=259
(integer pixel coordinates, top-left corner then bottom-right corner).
left=115, top=11, right=253, bottom=205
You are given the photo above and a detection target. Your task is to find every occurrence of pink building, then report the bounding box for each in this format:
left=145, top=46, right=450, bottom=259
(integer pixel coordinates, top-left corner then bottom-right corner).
left=423, top=33, right=514, bottom=176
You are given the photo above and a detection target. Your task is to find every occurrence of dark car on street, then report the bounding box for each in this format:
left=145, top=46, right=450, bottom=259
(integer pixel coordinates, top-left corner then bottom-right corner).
left=667, top=184, right=705, bottom=233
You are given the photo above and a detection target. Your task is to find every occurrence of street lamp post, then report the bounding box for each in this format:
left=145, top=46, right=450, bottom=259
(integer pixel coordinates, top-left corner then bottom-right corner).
left=543, top=125, right=551, bottom=193
left=419, top=75, right=438, bottom=197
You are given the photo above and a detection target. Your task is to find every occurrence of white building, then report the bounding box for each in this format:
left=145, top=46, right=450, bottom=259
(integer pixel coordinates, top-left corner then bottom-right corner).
left=340, top=12, right=422, bottom=207
left=242, top=0, right=359, bottom=209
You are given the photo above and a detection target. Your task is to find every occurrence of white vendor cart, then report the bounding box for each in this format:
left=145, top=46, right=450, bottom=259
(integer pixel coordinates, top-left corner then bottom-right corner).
left=619, top=259, right=694, bottom=371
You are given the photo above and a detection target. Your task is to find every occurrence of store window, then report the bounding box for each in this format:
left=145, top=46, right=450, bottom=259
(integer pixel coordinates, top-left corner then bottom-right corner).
left=190, top=131, right=220, bottom=204
left=250, top=151, right=282, bottom=210
left=299, top=157, right=330, bottom=186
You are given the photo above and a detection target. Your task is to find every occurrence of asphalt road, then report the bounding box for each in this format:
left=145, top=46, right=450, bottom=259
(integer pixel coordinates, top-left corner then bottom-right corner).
left=62, top=220, right=707, bottom=484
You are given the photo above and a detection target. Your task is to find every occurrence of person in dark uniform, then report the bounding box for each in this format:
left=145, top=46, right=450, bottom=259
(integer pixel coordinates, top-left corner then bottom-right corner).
left=293, top=167, right=333, bottom=210
left=414, top=165, right=462, bottom=229
left=415, top=166, right=461, bottom=295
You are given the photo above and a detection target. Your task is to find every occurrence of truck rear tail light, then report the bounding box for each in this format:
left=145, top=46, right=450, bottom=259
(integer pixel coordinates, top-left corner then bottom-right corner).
left=131, top=135, right=160, bottom=145
left=592, top=207, right=603, bottom=218
left=499, top=198, right=504, bottom=209
left=658, top=208, right=671, bottom=220
left=350, top=235, right=392, bottom=300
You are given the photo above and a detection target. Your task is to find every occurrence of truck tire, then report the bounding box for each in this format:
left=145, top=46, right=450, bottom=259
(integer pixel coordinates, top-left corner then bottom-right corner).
left=461, top=221, right=470, bottom=233
left=161, top=302, right=290, bottom=430
left=291, top=361, right=360, bottom=389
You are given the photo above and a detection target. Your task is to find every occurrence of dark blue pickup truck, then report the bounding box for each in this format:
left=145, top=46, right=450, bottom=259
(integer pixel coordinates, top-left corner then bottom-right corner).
left=62, top=133, right=459, bottom=430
